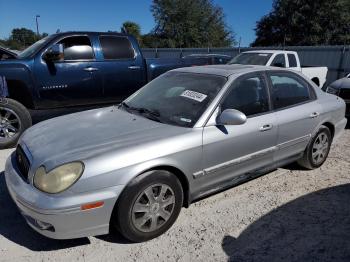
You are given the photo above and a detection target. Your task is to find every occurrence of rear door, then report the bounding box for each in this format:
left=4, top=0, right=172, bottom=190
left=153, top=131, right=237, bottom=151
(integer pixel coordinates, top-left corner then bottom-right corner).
left=267, top=71, right=321, bottom=164
left=96, top=35, right=146, bottom=102
left=199, top=72, right=278, bottom=192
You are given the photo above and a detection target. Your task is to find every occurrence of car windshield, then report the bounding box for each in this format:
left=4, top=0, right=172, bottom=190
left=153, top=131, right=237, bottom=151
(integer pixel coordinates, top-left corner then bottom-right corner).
left=17, top=35, right=53, bottom=59
left=229, top=53, right=272, bottom=65
left=123, top=71, right=227, bottom=128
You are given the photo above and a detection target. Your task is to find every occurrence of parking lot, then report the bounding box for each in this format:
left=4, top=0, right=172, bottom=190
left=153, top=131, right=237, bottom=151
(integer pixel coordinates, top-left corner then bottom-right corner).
left=0, top=120, right=348, bottom=261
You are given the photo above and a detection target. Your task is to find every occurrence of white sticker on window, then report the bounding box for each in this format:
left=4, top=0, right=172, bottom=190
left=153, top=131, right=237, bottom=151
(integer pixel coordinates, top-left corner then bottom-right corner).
left=180, top=90, right=207, bottom=102
left=180, top=117, right=192, bottom=123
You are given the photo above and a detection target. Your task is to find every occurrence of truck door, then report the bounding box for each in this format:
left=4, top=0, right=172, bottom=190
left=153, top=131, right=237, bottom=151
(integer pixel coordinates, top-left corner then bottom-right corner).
left=96, top=35, right=146, bottom=103
left=34, top=35, right=103, bottom=108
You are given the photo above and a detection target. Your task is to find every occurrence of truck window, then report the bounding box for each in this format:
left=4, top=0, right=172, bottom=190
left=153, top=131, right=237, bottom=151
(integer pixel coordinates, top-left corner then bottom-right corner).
left=288, top=54, right=297, bottom=67
left=229, top=53, right=272, bottom=65
left=271, top=54, right=286, bottom=68
left=269, top=73, right=311, bottom=109
left=58, top=36, right=94, bottom=61
left=99, top=36, right=135, bottom=60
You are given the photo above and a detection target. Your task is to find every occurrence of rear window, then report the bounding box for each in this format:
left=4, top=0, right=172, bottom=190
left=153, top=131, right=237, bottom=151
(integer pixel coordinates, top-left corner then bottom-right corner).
left=99, top=36, right=135, bottom=60
left=269, top=73, right=311, bottom=109
left=229, top=53, right=272, bottom=66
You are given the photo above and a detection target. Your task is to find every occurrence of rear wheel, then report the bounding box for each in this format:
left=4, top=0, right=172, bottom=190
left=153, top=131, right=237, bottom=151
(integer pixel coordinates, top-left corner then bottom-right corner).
left=0, top=98, right=32, bottom=148
left=297, top=125, right=332, bottom=169
left=113, top=170, right=183, bottom=242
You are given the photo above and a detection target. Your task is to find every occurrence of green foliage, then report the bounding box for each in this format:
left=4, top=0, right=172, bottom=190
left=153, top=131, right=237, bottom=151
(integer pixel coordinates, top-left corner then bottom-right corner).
left=0, top=28, right=48, bottom=50
left=150, top=0, right=235, bottom=48
left=253, top=0, right=350, bottom=46
left=121, top=21, right=143, bottom=45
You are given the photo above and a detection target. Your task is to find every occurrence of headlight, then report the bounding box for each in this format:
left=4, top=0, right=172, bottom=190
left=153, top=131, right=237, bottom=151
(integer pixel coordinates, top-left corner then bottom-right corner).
left=34, top=162, right=84, bottom=193
left=325, top=86, right=339, bottom=95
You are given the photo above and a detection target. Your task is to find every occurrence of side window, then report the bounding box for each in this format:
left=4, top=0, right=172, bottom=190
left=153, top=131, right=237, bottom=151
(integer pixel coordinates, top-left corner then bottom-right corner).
left=269, top=73, right=311, bottom=109
left=99, top=36, right=135, bottom=60
left=271, top=54, right=286, bottom=68
left=221, top=75, right=270, bottom=117
left=287, top=54, right=297, bottom=67
left=58, top=36, right=94, bottom=61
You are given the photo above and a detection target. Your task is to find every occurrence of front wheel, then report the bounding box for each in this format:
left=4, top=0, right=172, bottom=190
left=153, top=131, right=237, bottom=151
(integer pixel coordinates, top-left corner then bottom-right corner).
left=297, top=125, right=332, bottom=169
left=0, top=98, right=32, bottom=148
left=113, top=170, right=183, bottom=242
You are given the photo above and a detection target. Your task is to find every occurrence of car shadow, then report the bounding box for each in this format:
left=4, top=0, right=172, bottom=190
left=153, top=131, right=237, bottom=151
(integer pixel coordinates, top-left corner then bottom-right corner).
left=221, top=184, right=350, bottom=261
left=0, top=172, right=90, bottom=251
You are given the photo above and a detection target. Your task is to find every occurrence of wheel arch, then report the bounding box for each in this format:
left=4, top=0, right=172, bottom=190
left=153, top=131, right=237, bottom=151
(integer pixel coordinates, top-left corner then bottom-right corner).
left=321, top=122, right=335, bottom=139
left=119, top=164, right=191, bottom=208
left=7, top=79, right=35, bottom=109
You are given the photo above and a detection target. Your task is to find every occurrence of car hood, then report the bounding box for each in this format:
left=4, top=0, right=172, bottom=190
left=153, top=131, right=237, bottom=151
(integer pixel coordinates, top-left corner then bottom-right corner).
left=330, top=77, right=350, bottom=89
left=20, top=106, right=189, bottom=167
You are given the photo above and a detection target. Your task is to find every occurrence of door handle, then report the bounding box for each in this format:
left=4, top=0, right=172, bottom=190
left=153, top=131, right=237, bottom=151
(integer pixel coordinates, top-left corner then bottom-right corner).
left=259, top=124, right=273, bottom=132
left=310, top=112, right=320, bottom=118
left=84, top=67, right=99, bottom=72
left=128, top=65, right=141, bottom=70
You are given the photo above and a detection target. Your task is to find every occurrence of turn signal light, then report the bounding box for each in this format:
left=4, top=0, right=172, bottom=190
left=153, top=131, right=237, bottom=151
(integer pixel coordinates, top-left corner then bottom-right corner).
left=81, top=201, right=104, bottom=210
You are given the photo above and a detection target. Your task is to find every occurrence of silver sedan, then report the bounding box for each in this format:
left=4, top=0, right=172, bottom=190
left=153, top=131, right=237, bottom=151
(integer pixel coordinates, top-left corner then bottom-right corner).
left=5, top=65, right=347, bottom=242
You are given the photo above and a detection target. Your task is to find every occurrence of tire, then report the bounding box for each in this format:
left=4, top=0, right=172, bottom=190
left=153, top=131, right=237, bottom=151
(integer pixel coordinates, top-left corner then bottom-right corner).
left=113, top=170, right=183, bottom=242
left=297, top=125, right=332, bottom=169
left=0, top=98, right=32, bottom=148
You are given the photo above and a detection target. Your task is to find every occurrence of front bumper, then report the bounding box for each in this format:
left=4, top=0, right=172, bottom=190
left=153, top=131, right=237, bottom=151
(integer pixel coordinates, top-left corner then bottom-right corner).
left=5, top=153, right=124, bottom=239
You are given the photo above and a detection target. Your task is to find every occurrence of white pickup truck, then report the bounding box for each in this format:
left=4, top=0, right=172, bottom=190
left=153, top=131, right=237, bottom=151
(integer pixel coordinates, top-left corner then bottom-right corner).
left=229, top=50, right=328, bottom=88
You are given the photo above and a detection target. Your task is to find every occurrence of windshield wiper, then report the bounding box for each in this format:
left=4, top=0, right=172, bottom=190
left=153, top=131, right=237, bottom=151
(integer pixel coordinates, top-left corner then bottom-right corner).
left=134, top=107, right=162, bottom=123
left=119, top=102, right=162, bottom=123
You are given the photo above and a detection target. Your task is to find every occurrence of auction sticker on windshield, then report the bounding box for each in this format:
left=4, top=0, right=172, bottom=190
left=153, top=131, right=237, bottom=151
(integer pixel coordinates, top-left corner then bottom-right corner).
left=180, top=90, right=207, bottom=102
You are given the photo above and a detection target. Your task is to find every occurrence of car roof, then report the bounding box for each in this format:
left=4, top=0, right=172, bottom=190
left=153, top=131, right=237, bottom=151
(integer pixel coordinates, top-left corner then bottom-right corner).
left=185, top=54, right=232, bottom=58
left=243, top=50, right=297, bottom=54
left=173, top=64, right=287, bottom=77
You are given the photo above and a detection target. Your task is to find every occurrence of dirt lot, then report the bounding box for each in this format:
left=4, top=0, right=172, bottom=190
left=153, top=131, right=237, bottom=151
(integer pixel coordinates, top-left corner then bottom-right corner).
left=0, top=126, right=349, bottom=262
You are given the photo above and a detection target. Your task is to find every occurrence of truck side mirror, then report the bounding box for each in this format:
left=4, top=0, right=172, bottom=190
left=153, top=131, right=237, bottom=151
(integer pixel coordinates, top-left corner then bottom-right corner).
left=216, top=109, right=247, bottom=126
left=43, top=44, right=63, bottom=61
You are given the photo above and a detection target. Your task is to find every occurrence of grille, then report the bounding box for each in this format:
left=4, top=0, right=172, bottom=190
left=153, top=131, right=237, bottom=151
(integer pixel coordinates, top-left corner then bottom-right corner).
left=15, top=145, right=31, bottom=183
left=339, top=89, right=350, bottom=100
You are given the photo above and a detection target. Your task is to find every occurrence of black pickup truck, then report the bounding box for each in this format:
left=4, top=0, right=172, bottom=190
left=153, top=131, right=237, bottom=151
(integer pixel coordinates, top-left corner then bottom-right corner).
left=0, top=31, right=223, bottom=148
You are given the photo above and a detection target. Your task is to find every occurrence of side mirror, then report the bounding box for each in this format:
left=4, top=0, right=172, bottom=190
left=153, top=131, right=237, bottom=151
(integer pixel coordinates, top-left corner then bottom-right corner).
left=43, top=44, right=63, bottom=61
left=217, top=109, right=247, bottom=126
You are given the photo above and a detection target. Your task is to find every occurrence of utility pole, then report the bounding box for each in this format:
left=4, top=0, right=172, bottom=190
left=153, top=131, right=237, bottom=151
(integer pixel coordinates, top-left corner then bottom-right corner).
left=238, top=37, right=242, bottom=53
left=35, top=15, right=40, bottom=37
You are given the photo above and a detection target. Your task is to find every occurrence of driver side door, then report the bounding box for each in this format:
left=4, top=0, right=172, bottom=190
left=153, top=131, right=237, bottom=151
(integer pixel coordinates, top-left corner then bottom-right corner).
left=196, top=73, right=278, bottom=194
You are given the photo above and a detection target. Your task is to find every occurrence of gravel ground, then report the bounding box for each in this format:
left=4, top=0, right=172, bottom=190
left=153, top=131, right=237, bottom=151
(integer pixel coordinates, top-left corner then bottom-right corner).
left=0, top=126, right=349, bottom=262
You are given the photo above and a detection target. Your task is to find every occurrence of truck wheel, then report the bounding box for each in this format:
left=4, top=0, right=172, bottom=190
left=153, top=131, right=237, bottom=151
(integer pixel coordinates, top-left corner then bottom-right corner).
left=113, top=170, right=183, bottom=242
left=0, top=98, right=32, bottom=148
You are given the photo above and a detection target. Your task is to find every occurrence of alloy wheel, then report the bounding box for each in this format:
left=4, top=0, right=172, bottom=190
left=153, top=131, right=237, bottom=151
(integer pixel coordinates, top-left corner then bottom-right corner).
left=312, top=132, right=329, bottom=164
left=0, top=107, right=20, bottom=139
left=131, top=183, right=176, bottom=233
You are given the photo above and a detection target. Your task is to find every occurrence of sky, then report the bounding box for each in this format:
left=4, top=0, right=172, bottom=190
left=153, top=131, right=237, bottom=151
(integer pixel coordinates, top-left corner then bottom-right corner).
left=0, top=0, right=273, bottom=47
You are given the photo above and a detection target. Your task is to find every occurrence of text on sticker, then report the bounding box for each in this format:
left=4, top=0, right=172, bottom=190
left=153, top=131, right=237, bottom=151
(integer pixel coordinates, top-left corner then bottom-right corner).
left=180, top=90, right=207, bottom=102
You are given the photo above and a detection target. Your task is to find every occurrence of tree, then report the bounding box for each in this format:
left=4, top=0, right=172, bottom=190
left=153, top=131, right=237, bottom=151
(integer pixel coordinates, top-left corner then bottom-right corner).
left=150, top=0, right=234, bottom=48
left=121, top=21, right=142, bottom=45
left=252, top=0, right=350, bottom=46
left=0, top=28, right=48, bottom=50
